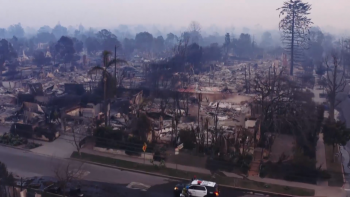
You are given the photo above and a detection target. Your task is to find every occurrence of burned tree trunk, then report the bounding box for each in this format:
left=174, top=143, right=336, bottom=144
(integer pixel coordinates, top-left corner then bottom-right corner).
left=197, top=93, right=202, bottom=126
left=245, top=65, right=248, bottom=93
left=325, top=54, right=346, bottom=121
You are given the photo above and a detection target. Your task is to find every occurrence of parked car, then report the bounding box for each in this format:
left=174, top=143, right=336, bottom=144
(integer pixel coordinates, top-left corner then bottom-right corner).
left=47, top=186, right=62, bottom=194
left=46, top=185, right=84, bottom=197
left=69, top=187, right=84, bottom=197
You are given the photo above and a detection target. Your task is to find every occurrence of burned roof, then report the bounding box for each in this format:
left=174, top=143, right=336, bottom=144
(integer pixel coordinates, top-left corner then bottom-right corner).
left=64, top=83, right=85, bottom=95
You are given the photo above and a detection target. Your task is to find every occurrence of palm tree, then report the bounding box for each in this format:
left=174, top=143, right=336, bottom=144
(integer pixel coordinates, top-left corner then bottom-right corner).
left=88, top=50, right=128, bottom=126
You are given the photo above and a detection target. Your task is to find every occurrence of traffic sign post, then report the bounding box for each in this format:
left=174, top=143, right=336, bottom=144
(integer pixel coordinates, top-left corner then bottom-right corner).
left=142, top=143, right=147, bottom=164
left=142, top=143, right=147, bottom=152
left=174, top=144, right=183, bottom=171
left=175, top=148, right=178, bottom=170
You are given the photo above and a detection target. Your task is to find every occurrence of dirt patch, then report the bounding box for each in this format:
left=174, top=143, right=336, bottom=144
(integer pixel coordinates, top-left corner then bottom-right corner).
left=219, top=94, right=253, bottom=104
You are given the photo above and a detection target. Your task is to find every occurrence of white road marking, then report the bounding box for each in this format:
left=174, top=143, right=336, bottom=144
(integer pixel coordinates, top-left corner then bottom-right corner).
left=126, top=182, right=151, bottom=191
left=69, top=169, right=90, bottom=178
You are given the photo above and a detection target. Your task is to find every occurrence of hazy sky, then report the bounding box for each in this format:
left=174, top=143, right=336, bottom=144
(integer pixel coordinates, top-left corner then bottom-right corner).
left=0, top=0, right=349, bottom=33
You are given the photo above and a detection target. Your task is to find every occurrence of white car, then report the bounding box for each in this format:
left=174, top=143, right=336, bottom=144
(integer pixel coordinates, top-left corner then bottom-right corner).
left=179, top=179, right=219, bottom=197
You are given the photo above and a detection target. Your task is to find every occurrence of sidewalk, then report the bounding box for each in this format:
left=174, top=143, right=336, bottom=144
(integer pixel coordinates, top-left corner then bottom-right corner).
left=81, top=147, right=243, bottom=179
left=80, top=147, right=346, bottom=197
left=249, top=176, right=345, bottom=197
left=316, top=133, right=328, bottom=186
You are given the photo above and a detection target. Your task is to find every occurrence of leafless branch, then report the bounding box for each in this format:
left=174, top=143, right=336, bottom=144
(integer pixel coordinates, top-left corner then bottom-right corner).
left=325, top=52, right=346, bottom=121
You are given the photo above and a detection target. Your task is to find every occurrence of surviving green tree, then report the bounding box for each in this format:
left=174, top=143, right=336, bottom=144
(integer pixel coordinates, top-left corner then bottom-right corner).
left=235, top=33, right=253, bottom=58
left=52, top=23, right=68, bottom=39
left=260, top=31, right=273, bottom=49
left=223, top=33, right=231, bottom=62
left=153, top=36, right=165, bottom=54
left=85, top=37, right=100, bottom=55
left=35, top=32, right=56, bottom=43
left=0, top=39, right=17, bottom=83
left=277, top=0, right=313, bottom=76
left=7, top=23, right=25, bottom=38
left=323, top=120, right=350, bottom=158
left=135, top=32, right=154, bottom=52
left=55, top=36, right=77, bottom=70
left=96, top=29, right=120, bottom=52
left=33, top=50, right=51, bottom=67
left=122, top=38, right=136, bottom=58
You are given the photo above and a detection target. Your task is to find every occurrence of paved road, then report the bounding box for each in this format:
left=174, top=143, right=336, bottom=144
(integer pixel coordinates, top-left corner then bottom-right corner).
left=0, top=146, right=262, bottom=197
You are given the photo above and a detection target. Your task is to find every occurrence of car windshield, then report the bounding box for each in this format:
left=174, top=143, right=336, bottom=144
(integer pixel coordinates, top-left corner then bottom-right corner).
left=206, top=185, right=218, bottom=192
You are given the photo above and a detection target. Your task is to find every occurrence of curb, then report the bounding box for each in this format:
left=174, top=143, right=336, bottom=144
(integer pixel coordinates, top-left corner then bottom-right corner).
left=70, top=157, right=310, bottom=197
left=0, top=144, right=313, bottom=197
left=339, top=145, right=346, bottom=190
left=0, top=142, right=31, bottom=152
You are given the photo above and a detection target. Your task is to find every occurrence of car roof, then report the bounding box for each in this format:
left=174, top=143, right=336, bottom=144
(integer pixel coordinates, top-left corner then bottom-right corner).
left=190, top=179, right=216, bottom=187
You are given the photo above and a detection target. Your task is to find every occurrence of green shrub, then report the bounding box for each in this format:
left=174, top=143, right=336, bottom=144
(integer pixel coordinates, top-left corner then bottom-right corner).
left=0, top=133, right=28, bottom=146
left=319, top=170, right=331, bottom=179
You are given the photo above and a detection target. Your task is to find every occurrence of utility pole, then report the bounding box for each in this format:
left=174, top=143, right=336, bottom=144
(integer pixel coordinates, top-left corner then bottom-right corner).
left=244, top=65, right=247, bottom=93
left=114, top=45, right=117, bottom=87
left=248, top=64, right=251, bottom=93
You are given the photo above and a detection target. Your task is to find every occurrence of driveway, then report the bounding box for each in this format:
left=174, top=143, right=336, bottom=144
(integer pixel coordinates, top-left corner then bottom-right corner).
left=30, top=133, right=77, bottom=158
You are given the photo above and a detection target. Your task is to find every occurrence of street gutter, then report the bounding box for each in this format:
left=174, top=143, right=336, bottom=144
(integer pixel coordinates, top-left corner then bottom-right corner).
left=0, top=143, right=315, bottom=197
left=70, top=157, right=311, bottom=197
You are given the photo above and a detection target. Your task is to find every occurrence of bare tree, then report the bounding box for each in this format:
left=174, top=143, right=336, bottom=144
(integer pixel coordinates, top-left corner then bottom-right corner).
left=188, top=21, right=202, bottom=44
left=254, top=67, right=284, bottom=123
left=197, top=93, right=202, bottom=126
left=325, top=53, right=346, bottom=121
left=52, top=161, right=85, bottom=196
left=188, top=21, right=202, bottom=33
left=170, top=93, right=182, bottom=144
left=253, top=66, right=299, bottom=135
left=160, top=93, right=169, bottom=115
left=181, top=92, right=190, bottom=116
left=254, top=65, right=323, bottom=149
left=116, top=69, right=127, bottom=87
left=236, top=126, right=254, bottom=156
left=71, top=120, right=86, bottom=156
left=210, top=103, right=220, bottom=145
left=318, top=77, right=327, bottom=93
